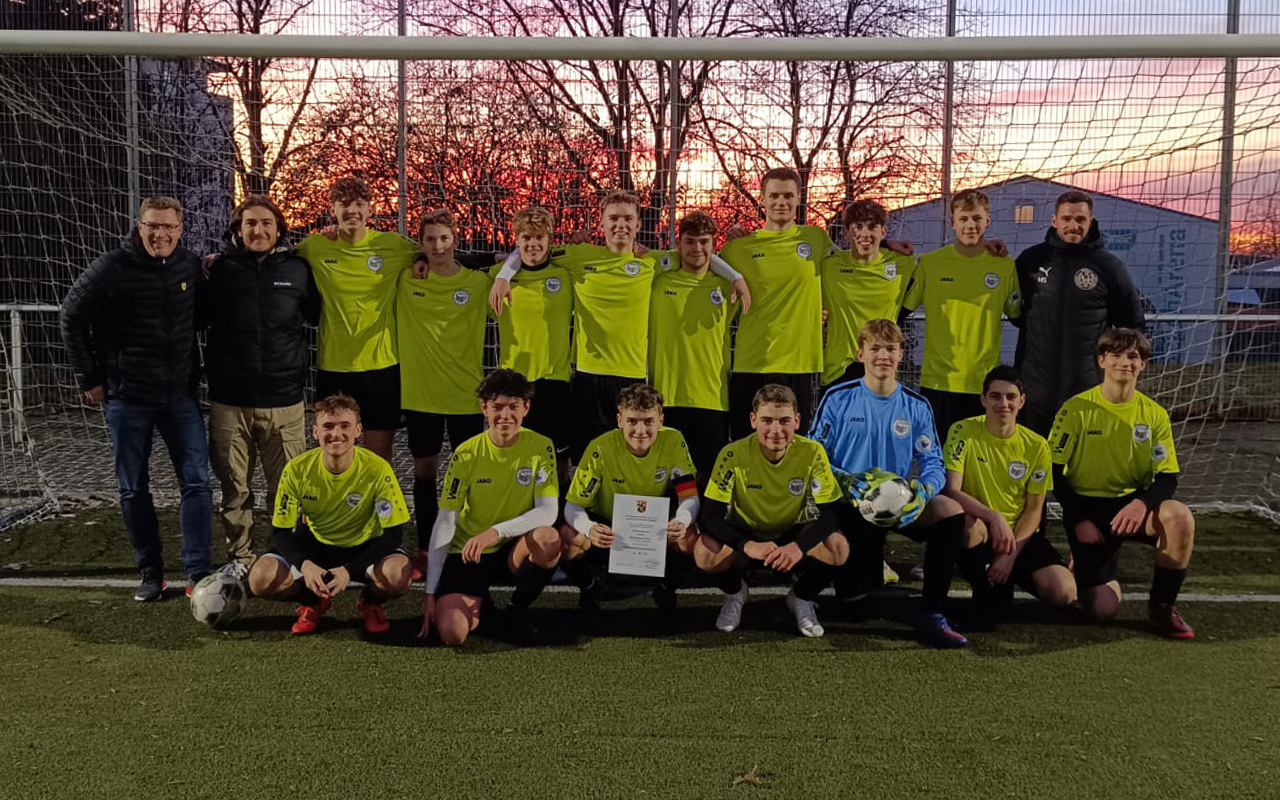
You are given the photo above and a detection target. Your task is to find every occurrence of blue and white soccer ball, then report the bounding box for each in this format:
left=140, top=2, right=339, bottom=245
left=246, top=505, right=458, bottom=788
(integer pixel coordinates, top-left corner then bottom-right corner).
left=857, top=473, right=913, bottom=528
left=190, top=566, right=249, bottom=628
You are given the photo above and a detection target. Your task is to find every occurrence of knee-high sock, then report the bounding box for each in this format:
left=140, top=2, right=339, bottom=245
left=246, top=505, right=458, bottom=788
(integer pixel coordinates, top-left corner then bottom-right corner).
left=561, top=554, right=597, bottom=590
left=957, top=545, right=992, bottom=610
left=711, top=567, right=744, bottom=595
left=921, top=513, right=965, bottom=614
left=1150, top=566, right=1187, bottom=605
left=413, top=478, right=436, bottom=551
left=662, top=548, right=695, bottom=591
left=794, top=558, right=834, bottom=603
left=511, top=562, right=556, bottom=610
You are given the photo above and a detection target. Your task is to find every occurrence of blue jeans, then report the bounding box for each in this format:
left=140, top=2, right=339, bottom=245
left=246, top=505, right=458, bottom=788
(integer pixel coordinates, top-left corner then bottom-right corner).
left=105, top=397, right=213, bottom=578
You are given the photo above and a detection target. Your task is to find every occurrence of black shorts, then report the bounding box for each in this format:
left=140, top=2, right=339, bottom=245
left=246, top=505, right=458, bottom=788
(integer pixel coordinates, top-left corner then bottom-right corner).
left=728, top=372, right=819, bottom=440
left=435, top=541, right=517, bottom=598
left=920, top=387, right=983, bottom=444
left=821, top=361, right=865, bottom=393
left=977, top=531, right=1067, bottom=592
left=570, top=371, right=642, bottom=459
left=1065, top=493, right=1161, bottom=588
left=525, top=378, right=571, bottom=455
left=269, top=535, right=404, bottom=577
left=404, top=411, right=485, bottom=458
left=663, top=406, right=730, bottom=480
left=833, top=500, right=933, bottom=588
left=316, top=365, right=402, bottom=432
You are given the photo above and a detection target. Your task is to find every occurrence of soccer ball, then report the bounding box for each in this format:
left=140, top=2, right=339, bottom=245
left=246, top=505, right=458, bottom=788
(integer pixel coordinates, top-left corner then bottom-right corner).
left=857, top=473, right=913, bottom=528
left=190, top=567, right=248, bottom=628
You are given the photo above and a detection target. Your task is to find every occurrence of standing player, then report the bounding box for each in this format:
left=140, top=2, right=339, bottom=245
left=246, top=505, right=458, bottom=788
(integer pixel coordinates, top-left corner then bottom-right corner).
left=248, top=395, right=412, bottom=635
left=300, top=176, right=419, bottom=462
left=1049, top=328, right=1196, bottom=638
left=419, top=370, right=561, bottom=646
left=820, top=199, right=916, bottom=390
left=809, top=320, right=971, bottom=648
left=943, top=365, right=1076, bottom=628
left=903, top=189, right=1022, bottom=441
left=561, top=384, right=700, bottom=622
left=648, top=211, right=739, bottom=479
left=719, top=168, right=829, bottom=437
left=1014, top=191, right=1146, bottom=435
left=696, top=384, right=849, bottom=638
left=397, top=209, right=492, bottom=570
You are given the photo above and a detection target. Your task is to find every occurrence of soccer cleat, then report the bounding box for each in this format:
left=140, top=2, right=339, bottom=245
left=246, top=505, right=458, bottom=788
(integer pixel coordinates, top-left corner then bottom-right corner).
left=883, top=561, right=900, bottom=585
left=133, top=571, right=166, bottom=602
left=291, top=595, right=332, bottom=635
left=1148, top=603, right=1195, bottom=640
left=909, top=562, right=926, bottom=581
left=357, top=594, right=390, bottom=634
left=916, top=612, right=968, bottom=649
left=786, top=589, right=825, bottom=638
left=715, top=581, right=748, bottom=632
left=409, top=549, right=429, bottom=582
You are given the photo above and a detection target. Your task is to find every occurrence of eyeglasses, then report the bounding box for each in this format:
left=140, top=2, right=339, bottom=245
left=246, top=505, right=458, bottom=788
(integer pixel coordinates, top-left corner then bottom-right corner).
left=140, top=222, right=180, bottom=233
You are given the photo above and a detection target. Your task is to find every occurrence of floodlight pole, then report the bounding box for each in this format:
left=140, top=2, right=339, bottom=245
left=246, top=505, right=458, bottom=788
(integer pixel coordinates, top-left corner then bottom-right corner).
left=1215, top=0, right=1240, bottom=417
left=397, top=0, right=408, bottom=238
left=940, top=0, right=956, bottom=246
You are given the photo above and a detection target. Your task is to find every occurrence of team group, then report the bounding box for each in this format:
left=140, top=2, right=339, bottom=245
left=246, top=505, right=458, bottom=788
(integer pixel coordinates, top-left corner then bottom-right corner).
left=59, top=168, right=1197, bottom=647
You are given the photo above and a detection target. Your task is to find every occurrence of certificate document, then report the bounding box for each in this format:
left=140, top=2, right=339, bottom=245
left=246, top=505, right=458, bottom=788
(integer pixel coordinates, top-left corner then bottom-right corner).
left=608, top=494, right=670, bottom=578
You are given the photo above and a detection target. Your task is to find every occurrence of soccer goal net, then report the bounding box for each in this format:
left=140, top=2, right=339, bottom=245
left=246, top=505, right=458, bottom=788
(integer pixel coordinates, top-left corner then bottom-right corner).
left=1, top=0, right=1279, bottom=529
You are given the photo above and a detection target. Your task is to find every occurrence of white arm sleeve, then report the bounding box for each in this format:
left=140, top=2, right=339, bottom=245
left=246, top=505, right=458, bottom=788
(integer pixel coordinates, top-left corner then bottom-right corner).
left=496, top=249, right=522, bottom=281
left=708, top=254, right=742, bottom=282
left=673, top=495, right=700, bottom=528
left=424, top=510, right=458, bottom=596
left=565, top=501, right=597, bottom=537
left=492, top=495, right=558, bottom=540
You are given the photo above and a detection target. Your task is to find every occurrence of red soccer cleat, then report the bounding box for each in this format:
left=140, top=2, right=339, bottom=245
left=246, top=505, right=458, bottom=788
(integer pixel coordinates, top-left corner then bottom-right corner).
left=358, top=595, right=389, bottom=634
left=291, top=596, right=332, bottom=635
left=1148, top=603, right=1195, bottom=640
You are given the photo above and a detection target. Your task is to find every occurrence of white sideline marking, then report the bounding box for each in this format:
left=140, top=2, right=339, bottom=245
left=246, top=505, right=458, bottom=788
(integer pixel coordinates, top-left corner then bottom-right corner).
left=0, top=577, right=1278, bottom=603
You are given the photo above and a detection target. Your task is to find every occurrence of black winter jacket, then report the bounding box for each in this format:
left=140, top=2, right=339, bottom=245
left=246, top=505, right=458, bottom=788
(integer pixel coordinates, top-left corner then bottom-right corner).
left=1013, top=221, right=1146, bottom=414
left=197, top=232, right=319, bottom=408
left=60, top=233, right=201, bottom=405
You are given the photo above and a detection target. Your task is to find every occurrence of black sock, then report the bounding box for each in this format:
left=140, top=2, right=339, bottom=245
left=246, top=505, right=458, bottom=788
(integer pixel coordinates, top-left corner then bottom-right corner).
left=921, top=513, right=965, bottom=613
left=663, top=548, right=695, bottom=591
left=793, top=559, right=833, bottom=603
left=1150, top=566, right=1187, bottom=605
left=712, top=568, right=744, bottom=595
left=510, top=563, right=556, bottom=611
left=413, top=477, right=437, bottom=551
left=958, top=545, right=992, bottom=609
left=561, top=555, right=596, bottom=590
left=294, top=585, right=321, bottom=608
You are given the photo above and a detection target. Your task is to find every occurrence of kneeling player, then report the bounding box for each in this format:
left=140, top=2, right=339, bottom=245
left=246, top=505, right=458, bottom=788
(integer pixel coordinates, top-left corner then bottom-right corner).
left=696, top=384, right=849, bottom=638
left=1049, top=328, right=1196, bottom=639
left=561, top=383, right=700, bottom=623
left=248, top=395, right=412, bottom=635
left=419, top=369, right=561, bottom=646
left=810, top=319, right=972, bottom=648
left=943, top=365, right=1075, bottom=628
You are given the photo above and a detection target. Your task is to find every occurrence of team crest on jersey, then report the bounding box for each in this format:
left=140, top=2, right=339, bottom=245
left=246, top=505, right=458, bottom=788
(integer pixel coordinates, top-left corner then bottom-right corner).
left=1133, top=424, right=1151, bottom=442
left=545, top=277, right=562, bottom=293
left=624, top=261, right=642, bottom=276
left=915, top=434, right=933, bottom=452
left=516, top=467, right=534, bottom=486
left=1031, top=468, right=1047, bottom=483
left=883, top=262, right=897, bottom=280
left=659, top=254, right=674, bottom=270
left=796, top=242, right=813, bottom=259
left=892, top=418, right=911, bottom=438
left=654, top=466, right=668, bottom=483
left=810, top=477, right=822, bottom=494
left=710, top=288, right=725, bottom=306
left=984, top=272, right=1000, bottom=290
left=366, top=255, right=383, bottom=273
left=788, top=477, right=805, bottom=496
left=1152, top=443, right=1168, bottom=462
left=375, top=498, right=393, bottom=518
left=1074, top=268, right=1099, bottom=291
left=346, top=492, right=363, bottom=508
left=452, top=289, right=471, bottom=306
left=1008, top=461, right=1028, bottom=480
left=535, top=467, right=549, bottom=486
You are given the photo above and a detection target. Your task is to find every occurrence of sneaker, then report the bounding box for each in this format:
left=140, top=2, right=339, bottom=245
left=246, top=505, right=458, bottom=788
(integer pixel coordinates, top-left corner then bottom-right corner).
left=909, top=562, right=926, bottom=581
left=220, top=560, right=250, bottom=581
left=357, top=594, right=390, bottom=634
left=505, top=607, right=540, bottom=647
left=133, top=571, right=166, bottom=602
left=883, top=561, right=900, bottom=585
left=291, top=596, right=332, bottom=635
left=715, top=581, right=748, bottom=632
left=916, top=612, right=968, bottom=649
left=1148, top=602, right=1195, bottom=640
left=409, top=549, right=429, bottom=582
left=786, top=589, right=825, bottom=638
left=184, top=570, right=210, bottom=598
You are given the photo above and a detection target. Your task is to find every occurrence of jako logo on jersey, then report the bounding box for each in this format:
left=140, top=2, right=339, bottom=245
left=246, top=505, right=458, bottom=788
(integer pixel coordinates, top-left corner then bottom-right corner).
left=1074, top=268, right=1099, bottom=291
left=788, top=477, right=805, bottom=496
left=1008, top=461, right=1028, bottom=480
left=883, top=262, right=897, bottom=280
left=535, top=467, right=549, bottom=486
left=273, top=281, right=293, bottom=288
left=375, top=498, right=393, bottom=518
left=346, top=492, right=363, bottom=508
left=545, top=277, right=562, bottom=292
left=796, top=242, right=813, bottom=258
left=915, top=434, right=933, bottom=452
left=453, top=289, right=470, bottom=305
left=984, top=272, right=1000, bottom=289
left=516, top=467, right=533, bottom=486
left=1133, top=424, right=1151, bottom=442
left=1152, top=443, right=1168, bottom=462
left=892, top=419, right=911, bottom=437
left=1031, top=468, right=1047, bottom=483
left=654, top=466, right=668, bottom=483
left=710, top=288, right=725, bottom=305
left=367, top=255, right=383, bottom=272
left=624, top=261, right=642, bottom=276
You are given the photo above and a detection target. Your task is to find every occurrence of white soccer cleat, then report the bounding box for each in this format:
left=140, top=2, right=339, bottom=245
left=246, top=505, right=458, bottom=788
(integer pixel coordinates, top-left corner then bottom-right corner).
left=715, top=581, right=748, bottom=632
left=786, top=589, right=825, bottom=638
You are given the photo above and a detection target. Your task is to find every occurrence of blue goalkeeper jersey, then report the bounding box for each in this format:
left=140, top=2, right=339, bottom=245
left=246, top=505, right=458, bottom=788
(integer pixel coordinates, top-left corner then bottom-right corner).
left=809, top=379, right=946, bottom=496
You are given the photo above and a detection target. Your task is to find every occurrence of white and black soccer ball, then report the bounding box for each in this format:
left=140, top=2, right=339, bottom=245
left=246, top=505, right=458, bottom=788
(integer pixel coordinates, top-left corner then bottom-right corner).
left=857, top=473, right=913, bottom=528
left=190, top=567, right=248, bottom=628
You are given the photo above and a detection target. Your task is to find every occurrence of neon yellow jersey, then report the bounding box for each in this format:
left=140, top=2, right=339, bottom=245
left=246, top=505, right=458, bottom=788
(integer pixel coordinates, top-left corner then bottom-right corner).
left=820, top=248, right=917, bottom=385
left=565, top=428, right=696, bottom=524
left=1049, top=386, right=1180, bottom=498
left=439, top=429, right=559, bottom=554
left=395, top=266, right=492, bottom=415
left=552, top=244, right=666, bottom=379
left=903, top=245, right=1022, bottom=393
left=299, top=230, right=418, bottom=372
left=648, top=266, right=736, bottom=411
left=719, top=225, right=830, bottom=374
left=704, top=434, right=842, bottom=537
left=496, top=263, right=573, bottom=382
left=271, top=447, right=410, bottom=549
left=943, top=417, right=1052, bottom=525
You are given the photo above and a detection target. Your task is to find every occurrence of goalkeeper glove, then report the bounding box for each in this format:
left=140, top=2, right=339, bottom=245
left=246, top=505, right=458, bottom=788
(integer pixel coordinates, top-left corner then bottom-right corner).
left=898, top=479, right=933, bottom=528
left=836, top=467, right=883, bottom=501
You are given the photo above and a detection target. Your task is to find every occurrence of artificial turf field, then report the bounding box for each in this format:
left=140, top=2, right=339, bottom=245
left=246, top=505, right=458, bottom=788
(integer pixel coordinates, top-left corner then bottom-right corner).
left=2, top=507, right=1279, bottom=800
